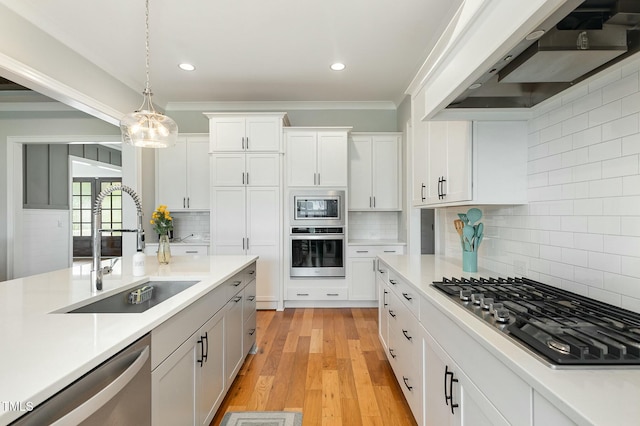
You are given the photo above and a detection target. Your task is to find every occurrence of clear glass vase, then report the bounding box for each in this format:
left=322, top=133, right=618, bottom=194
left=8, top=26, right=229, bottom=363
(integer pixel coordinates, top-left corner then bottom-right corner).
left=157, top=234, right=171, bottom=264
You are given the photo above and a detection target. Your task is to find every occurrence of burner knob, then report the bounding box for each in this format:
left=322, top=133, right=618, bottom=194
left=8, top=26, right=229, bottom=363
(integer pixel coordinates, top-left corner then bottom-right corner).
left=489, top=302, right=503, bottom=314
left=460, top=289, right=472, bottom=302
left=480, top=297, right=493, bottom=310
left=471, top=293, right=484, bottom=305
left=494, top=307, right=510, bottom=323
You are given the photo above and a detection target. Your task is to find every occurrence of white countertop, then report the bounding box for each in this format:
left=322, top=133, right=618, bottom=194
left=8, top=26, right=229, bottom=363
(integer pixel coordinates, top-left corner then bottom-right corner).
left=0, top=254, right=257, bottom=424
left=378, top=254, right=640, bottom=426
left=347, top=239, right=406, bottom=246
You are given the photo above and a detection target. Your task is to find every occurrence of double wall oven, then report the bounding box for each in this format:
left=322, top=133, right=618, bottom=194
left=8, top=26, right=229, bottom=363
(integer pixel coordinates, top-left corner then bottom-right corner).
left=289, top=190, right=345, bottom=278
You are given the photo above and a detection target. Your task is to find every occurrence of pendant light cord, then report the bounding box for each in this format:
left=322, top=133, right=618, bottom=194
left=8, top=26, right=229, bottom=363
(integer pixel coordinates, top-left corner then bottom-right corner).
left=139, top=0, right=156, bottom=112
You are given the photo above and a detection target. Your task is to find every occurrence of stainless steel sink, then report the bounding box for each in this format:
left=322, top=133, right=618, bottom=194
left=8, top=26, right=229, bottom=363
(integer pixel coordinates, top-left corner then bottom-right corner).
left=67, top=280, right=200, bottom=313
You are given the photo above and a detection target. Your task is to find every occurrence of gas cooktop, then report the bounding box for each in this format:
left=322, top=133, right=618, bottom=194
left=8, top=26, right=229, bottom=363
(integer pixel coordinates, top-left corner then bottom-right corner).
left=432, top=277, right=640, bottom=368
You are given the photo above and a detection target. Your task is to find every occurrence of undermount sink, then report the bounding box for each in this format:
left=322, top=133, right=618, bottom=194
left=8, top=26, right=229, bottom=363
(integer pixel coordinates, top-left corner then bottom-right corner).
left=67, top=280, right=200, bottom=314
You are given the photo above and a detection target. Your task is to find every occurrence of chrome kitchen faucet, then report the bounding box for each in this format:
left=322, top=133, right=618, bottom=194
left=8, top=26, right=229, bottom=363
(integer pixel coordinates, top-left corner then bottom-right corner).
left=91, top=184, right=145, bottom=291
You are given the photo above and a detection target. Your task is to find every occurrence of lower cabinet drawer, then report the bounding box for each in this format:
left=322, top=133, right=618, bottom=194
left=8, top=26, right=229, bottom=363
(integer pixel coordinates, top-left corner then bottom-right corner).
left=287, top=287, right=348, bottom=300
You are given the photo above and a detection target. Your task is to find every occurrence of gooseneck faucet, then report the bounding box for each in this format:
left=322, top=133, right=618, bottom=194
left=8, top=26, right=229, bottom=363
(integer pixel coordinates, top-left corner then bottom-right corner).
left=91, top=184, right=145, bottom=291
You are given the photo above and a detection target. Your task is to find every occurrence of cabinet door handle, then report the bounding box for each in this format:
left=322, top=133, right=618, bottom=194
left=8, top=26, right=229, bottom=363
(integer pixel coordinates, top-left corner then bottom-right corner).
left=373, top=196, right=376, bottom=207
left=369, top=196, right=372, bottom=208
left=402, top=376, right=413, bottom=391
left=372, top=259, right=376, bottom=271
left=421, top=183, right=426, bottom=202
left=202, top=332, right=209, bottom=363
left=249, top=328, right=256, bottom=336
left=246, top=238, right=250, bottom=250
left=317, top=173, right=320, bottom=185
left=197, top=336, right=205, bottom=367
left=437, top=177, right=442, bottom=199
left=246, top=136, right=249, bottom=150
left=402, top=329, right=412, bottom=341
left=444, top=365, right=459, bottom=414
left=242, top=237, right=245, bottom=250
left=383, top=289, right=388, bottom=307
left=388, top=348, right=396, bottom=359
left=402, top=292, right=413, bottom=301
left=241, top=136, right=245, bottom=150
left=187, top=197, right=190, bottom=208
left=388, top=310, right=396, bottom=318
left=313, top=173, right=317, bottom=185
left=389, top=279, right=397, bottom=285
left=242, top=172, right=245, bottom=185
left=441, top=176, right=447, bottom=199
left=183, top=197, right=186, bottom=208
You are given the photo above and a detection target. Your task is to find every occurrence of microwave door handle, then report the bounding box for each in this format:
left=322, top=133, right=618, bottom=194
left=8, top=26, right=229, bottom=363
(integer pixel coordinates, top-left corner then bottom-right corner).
left=50, top=346, right=150, bottom=426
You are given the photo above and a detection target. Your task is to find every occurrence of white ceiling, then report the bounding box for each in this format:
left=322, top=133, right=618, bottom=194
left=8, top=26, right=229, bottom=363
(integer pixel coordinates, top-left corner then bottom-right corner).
left=0, top=0, right=463, bottom=108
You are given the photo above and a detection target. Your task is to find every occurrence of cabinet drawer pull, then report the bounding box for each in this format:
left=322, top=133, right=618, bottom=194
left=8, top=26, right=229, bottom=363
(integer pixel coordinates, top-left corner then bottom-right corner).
left=388, top=348, right=396, bottom=359
left=402, top=329, right=412, bottom=341
left=185, top=250, right=198, bottom=254
left=232, top=280, right=242, bottom=287
left=297, top=293, right=309, bottom=296
left=356, top=250, right=369, bottom=253
left=233, top=296, right=242, bottom=303
left=247, top=296, right=256, bottom=301
left=402, top=376, right=413, bottom=391
left=388, top=310, right=396, bottom=318
left=389, top=279, right=397, bottom=285
left=248, top=328, right=256, bottom=336
left=326, top=293, right=340, bottom=296
left=248, top=269, right=256, bottom=275
left=402, top=292, right=413, bottom=301
left=444, top=365, right=459, bottom=414
left=383, top=250, right=396, bottom=253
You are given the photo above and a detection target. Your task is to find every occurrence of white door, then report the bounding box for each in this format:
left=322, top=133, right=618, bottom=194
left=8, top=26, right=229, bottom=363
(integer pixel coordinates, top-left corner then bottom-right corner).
left=211, top=154, right=245, bottom=187
left=317, top=132, right=348, bottom=187
left=210, top=117, right=246, bottom=151
left=412, top=126, right=429, bottom=206
left=157, top=138, right=187, bottom=210
left=372, top=135, right=400, bottom=209
left=426, top=121, right=448, bottom=204
left=246, top=153, right=280, bottom=186
left=198, top=310, right=225, bottom=426
left=224, top=294, right=244, bottom=383
left=349, top=136, right=373, bottom=209
left=443, top=121, right=472, bottom=203
left=349, top=257, right=376, bottom=300
left=186, top=137, right=211, bottom=209
left=287, top=132, right=317, bottom=186
left=245, top=116, right=281, bottom=151
left=211, top=187, right=246, bottom=254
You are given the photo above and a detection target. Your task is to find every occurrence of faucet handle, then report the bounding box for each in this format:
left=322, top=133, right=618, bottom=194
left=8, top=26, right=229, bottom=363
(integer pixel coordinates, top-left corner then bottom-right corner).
left=102, top=258, right=120, bottom=275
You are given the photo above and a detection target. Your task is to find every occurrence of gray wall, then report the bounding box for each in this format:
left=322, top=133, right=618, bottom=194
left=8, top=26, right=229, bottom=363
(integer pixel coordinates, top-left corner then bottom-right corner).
left=0, top=110, right=119, bottom=281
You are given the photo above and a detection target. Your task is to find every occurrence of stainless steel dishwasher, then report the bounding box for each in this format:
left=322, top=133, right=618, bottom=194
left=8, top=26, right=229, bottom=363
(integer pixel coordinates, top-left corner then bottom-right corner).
left=11, top=334, right=151, bottom=426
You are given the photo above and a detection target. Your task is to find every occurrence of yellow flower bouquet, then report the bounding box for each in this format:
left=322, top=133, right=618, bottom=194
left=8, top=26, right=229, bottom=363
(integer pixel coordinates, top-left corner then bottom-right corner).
left=150, top=204, right=173, bottom=236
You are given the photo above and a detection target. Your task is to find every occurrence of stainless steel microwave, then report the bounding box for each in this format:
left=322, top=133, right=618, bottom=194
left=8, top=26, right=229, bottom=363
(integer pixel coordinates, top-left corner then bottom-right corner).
left=290, top=190, right=345, bottom=226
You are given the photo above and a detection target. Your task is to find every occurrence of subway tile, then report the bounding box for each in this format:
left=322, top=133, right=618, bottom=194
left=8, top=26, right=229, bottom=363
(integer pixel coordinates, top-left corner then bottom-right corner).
left=528, top=185, right=563, bottom=202
left=588, top=216, right=621, bottom=234
left=536, top=97, right=563, bottom=116
left=572, top=162, right=602, bottom=182
left=537, top=215, right=562, bottom=230
left=528, top=172, right=548, bottom=188
left=601, top=114, right=639, bottom=141
left=529, top=229, right=550, bottom=244
left=548, top=168, right=572, bottom=185
left=548, top=135, right=573, bottom=155
left=603, top=196, right=640, bottom=215
left=574, top=266, right=604, bottom=288
left=561, top=182, right=589, bottom=200
left=561, top=113, right=588, bottom=136
left=620, top=58, right=640, bottom=77
left=560, top=216, right=587, bottom=232
left=528, top=203, right=550, bottom=216
left=529, top=114, right=549, bottom=133
left=602, top=74, right=639, bottom=104
left=562, top=85, right=589, bottom=106
left=573, top=90, right=603, bottom=116
left=588, top=100, right=622, bottom=127
left=622, top=133, right=640, bottom=155
left=528, top=131, right=541, bottom=147
left=572, top=126, right=601, bottom=149
left=589, top=177, right=623, bottom=197
left=589, top=251, right=621, bottom=273
left=602, top=155, right=639, bottom=178
left=528, top=142, right=549, bottom=160
left=621, top=92, right=640, bottom=115
left=589, top=68, right=622, bottom=92
left=574, top=233, right=604, bottom=252
left=623, top=175, right=640, bottom=196
left=549, top=231, right=574, bottom=248
left=622, top=296, right=640, bottom=314
left=562, top=248, right=588, bottom=267
left=548, top=104, right=573, bottom=126
left=604, top=272, right=640, bottom=300
left=621, top=256, right=640, bottom=279
left=561, top=280, right=589, bottom=296
left=620, top=217, right=640, bottom=236
left=549, top=261, right=574, bottom=280
left=540, top=245, right=562, bottom=260
left=561, top=147, right=589, bottom=168
left=540, top=123, right=563, bottom=143
left=588, top=286, right=622, bottom=307
left=573, top=198, right=603, bottom=215
left=604, top=235, right=640, bottom=256
left=528, top=154, right=562, bottom=174
left=588, top=139, right=622, bottom=162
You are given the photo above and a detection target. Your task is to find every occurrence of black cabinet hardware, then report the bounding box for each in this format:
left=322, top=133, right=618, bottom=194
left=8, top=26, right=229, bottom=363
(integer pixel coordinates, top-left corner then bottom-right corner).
left=383, top=289, right=388, bottom=307
left=389, top=348, right=396, bottom=358
left=389, top=310, right=396, bottom=318
left=233, top=296, right=242, bottom=303
left=444, top=365, right=459, bottom=414
left=232, top=280, right=242, bottom=287
left=421, top=183, right=426, bottom=202
left=389, top=279, right=397, bottom=285
left=197, top=336, right=205, bottom=367
left=402, top=292, right=413, bottom=301
left=402, top=329, right=412, bottom=341
left=202, top=332, right=208, bottom=363
left=403, top=376, right=413, bottom=391
left=249, top=328, right=256, bottom=336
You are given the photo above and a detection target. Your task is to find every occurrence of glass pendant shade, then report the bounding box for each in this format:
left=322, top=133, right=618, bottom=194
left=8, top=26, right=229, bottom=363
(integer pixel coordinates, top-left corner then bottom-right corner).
left=120, top=108, right=178, bottom=148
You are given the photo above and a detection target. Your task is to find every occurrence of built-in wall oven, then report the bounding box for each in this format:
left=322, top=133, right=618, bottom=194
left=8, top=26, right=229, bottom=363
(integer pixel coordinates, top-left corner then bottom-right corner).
left=290, top=226, right=345, bottom=277
left=289, top=190, right=346, bottom=278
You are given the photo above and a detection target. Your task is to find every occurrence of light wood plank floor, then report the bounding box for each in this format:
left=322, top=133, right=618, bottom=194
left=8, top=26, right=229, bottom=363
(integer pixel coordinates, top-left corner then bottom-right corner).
left=211, top=308, right=417, bottom=426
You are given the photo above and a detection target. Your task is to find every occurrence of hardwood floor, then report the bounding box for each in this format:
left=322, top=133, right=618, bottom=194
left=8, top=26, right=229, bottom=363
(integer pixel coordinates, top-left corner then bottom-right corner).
left=211, top=308, right=417, bottom=426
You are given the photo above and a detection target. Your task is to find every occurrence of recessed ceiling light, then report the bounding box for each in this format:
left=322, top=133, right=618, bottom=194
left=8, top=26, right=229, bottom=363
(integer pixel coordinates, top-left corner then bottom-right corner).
left=525, top=30, right=545, bottom=41
left=330, top=63, right=346, bottom=71
left=179, top=63, right=195, bottom=71
left=468, top=83, right=482, bottom=90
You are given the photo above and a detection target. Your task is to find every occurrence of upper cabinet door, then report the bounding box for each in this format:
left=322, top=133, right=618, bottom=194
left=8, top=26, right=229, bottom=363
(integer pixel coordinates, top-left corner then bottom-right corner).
left=245, top=117, right=281, bottom=151
left=372, top=135, right=401, bottom=210
left=317, top=132, right=347, bottom=187
left=211, top=154, right=246, bottom=187
left=210, top=118, right=246, bottom=151
left=442, top=121, right=472, bottom=203
left=287, top=132, right=318, bottom=187
left=157, top=138, right=188, bottom=211
left=186, top=136, right=211, bottom=209
left=349, top=136, right=373, bottom=209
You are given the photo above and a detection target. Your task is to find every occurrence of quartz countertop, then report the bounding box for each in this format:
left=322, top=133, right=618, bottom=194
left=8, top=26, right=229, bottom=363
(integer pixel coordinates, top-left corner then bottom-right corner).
left=378, top=254, right=640, bottom=426
left=0, top=254, right=257, bottom=424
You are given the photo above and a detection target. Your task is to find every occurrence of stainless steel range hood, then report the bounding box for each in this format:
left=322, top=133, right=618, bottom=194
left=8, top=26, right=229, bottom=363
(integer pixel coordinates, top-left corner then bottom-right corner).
left=448, top=0, right=640, bottom=109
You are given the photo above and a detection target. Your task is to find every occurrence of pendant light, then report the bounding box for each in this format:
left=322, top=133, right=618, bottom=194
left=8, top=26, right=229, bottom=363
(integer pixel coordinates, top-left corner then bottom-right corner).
left=120, top=0, right=178, bottom=148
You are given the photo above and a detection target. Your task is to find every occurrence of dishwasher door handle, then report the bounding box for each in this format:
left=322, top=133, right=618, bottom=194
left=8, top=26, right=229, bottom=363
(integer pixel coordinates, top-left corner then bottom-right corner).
left=51, top=346, right=150, bottom=426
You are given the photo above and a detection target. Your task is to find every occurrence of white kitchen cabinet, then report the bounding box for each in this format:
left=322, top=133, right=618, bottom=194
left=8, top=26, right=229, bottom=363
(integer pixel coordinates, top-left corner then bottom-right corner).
left=211, top=186, right=280, bottom=308
left=152, top=264, right=256, bottom=426
left=411, top=118, right=527, bottom=207
left=211, top=153, right=279, bottom=187
left=377, top=263, right=391, bottom=352
left=206, top=113, right=289, bottom=152
left=532, top=391, right=577, bottom=426
left=349, top=133, right=401, bottom=210
left=156, top=134, right=210, bottom=211
left=285, top=128, right=350, bottom=187
left=422, top=326, right=507, bottom=426
left=145, top=244, right=208, bottom=256
left=347, top=244, right=404, bottom=301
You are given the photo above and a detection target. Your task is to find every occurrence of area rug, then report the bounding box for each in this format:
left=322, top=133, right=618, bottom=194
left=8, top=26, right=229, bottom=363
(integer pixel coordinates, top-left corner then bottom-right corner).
left=220, top=411, right=302, bottom=426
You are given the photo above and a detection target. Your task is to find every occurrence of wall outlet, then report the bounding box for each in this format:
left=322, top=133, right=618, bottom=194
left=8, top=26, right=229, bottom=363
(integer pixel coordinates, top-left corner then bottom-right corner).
left=514, top=260, right=527, bottom=276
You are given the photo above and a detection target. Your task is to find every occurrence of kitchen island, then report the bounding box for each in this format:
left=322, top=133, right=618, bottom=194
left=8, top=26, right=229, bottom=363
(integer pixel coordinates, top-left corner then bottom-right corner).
left=378, top=254, right=640, bottom=426
left=0, top=254, right=257, bottom=425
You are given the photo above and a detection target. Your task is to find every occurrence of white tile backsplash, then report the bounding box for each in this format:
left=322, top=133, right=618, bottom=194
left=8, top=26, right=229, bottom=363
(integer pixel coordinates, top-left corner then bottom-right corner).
left=348, top=211, right=400, bottom=240
left=170, top=211, right=210, bottom=242
left=439, top=54, right=640, bottom=313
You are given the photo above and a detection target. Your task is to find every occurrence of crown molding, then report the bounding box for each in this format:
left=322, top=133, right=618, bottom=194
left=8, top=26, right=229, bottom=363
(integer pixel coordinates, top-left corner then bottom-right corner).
left=166, top=100, right=398, bottom=112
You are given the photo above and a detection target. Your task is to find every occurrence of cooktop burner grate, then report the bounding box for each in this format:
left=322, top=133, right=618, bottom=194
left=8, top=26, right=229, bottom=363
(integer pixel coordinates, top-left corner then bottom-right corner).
left=432, top=277, right=640, bottom=367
